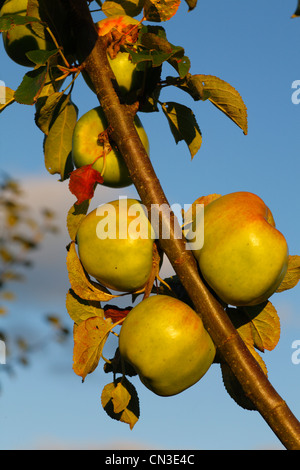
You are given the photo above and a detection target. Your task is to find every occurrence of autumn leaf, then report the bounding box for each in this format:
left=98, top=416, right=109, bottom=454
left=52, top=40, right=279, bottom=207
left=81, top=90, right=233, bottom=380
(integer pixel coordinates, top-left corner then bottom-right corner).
left=243, top=302, right=280, bottom=352
left=227, top=301, right=280, bottom=353
left=66, top=289, right=104, bottom=325
left=144, top=0, right=181, bottom=22
left=276, top=255, right=300, bottom=293
left=103, top=305, right=132, bottom=324
left=69, top=164, right=104, bottom=205
left=101, top=377, right=140, bottom=429
left=0, top=86, right=15, bottom=113
left=66, top=199, right=90, bottom=241
left=73, top=316, right=113, bottom=381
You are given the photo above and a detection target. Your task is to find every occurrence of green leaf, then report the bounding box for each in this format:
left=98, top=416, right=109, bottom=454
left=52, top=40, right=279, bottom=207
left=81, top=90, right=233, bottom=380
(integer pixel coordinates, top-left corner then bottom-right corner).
left=0, top=86, right=15, bottom=113
left=25, top=48, right=59, bottom=66
left=35, top=91, right=64, bottom=135
left=102, top=0, right=145, bottom=17
left=162, top=101, right=202, bottom=158
left=0, top=14, right=42, bottom=32
left=139, top=31, right=190, bottom=77
left=14, top=66, right=48, bottom=105
left=176, top=73, right=211, bottom=101
left=168, top=52, right=190, bottom=79
left=43, top=94, right=77, bottom=179
left=130, top=27, right=190, bottom=77
left=178, top=74, right=248, bottom=135
left=143, top=0, right=180, bottom=22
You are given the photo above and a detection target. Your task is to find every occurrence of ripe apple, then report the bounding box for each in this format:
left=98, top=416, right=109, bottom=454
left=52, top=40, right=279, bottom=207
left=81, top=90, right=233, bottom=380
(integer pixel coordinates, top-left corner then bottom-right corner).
left=72, top=106, right=149, bottom=188
left=82, top=15, right=147, bottom=95
left=119, top=294, right=216, bottom=397
left=76, top=198, right=156, bottom=292
left=0, top=0, right=54, bottom=67
left=191, top=191, right=289, bottom=306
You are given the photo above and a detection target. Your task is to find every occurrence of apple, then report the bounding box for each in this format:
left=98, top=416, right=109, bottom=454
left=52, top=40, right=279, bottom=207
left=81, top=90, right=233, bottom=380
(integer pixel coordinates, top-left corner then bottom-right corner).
left=82, top=15, right=147, bottom=95
left=0, top=0, right=54, bottom=67
left=191, top=191, right=289, bottom=306
left=72, top=106, right=149, bottom=188
left=76, top=198, right=156, bottom=292
left=119, top=294, right=216, bottom=396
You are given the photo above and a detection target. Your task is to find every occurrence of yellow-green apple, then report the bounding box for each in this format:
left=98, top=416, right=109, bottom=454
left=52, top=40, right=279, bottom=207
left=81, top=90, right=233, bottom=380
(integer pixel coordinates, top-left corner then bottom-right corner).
left=191, top=191, right=289, bottom=306
left=0, top=0, right=54, bottom=67
left=72, top=106, right=149, bottom=188
left=119, top=294, right=216, bottom=396
left=76, top=198, right=156, bottom=292
left=82, top=15, right=147, bottom=95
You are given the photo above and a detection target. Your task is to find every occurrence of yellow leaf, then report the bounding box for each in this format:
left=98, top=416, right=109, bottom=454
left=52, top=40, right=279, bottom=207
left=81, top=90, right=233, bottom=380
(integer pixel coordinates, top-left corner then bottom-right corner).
left=276, top=255, right=300, bottom=293
left=243, top=301, right=280, bottom=352
left=0, top=86, right=15, bottom=113
left=101, top=377, right=140, bottom=429
left=195, top=74, right=248, bottom=135
left=66, top=241, right=117, bottom=302
left=119, top=408, right=139, bottom=430
left=227, top=301, right=280, bottom=353
left=67, top=200, right=90, bottom=241
left=144, top=0, right=180, bottom=22
left=66, top=289, right=104, bottom=325
left=111, top=381, right=131, bottom=413
left=72, top=316, right=113, bottom=381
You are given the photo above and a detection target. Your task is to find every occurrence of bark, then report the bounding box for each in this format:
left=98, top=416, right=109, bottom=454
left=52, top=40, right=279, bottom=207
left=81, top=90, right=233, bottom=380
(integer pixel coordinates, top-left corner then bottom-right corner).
left=63, top=0, right=300, bottom=449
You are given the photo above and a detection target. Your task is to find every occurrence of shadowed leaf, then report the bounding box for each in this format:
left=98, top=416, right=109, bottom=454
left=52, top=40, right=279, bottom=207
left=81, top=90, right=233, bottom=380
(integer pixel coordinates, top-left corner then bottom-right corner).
left=101, top=377, right=140, bottom=429
left=162, top=101, right=202, bottom=158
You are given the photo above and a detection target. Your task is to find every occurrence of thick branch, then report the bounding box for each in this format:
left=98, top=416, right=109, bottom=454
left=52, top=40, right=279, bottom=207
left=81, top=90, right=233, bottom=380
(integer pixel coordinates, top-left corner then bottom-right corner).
left=64, top=0, right=300, bottom=449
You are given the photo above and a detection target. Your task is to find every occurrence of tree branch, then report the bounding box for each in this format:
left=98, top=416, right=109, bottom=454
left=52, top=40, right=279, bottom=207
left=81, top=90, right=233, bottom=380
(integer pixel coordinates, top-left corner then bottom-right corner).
left=63, top=0, right=300, bottom=449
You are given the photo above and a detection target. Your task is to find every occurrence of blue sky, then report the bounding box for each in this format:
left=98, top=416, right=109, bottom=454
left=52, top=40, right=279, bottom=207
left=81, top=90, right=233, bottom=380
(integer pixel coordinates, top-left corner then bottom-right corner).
left=0, top=0, right=300, bottom=450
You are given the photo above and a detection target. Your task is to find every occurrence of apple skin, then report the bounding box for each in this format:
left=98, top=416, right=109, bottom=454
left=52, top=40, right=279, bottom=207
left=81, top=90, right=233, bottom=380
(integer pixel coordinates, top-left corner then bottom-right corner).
left=119, top=294, right=216, bottom=397
left=83, top=15, right=146, bottom=95
left=0, top=0, right=54, bottom=67
left=72, top=106, right=149, bottom=188
left=76, top=199, right=156, bottom=292
left=191, top=191, right=289, bottom=307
